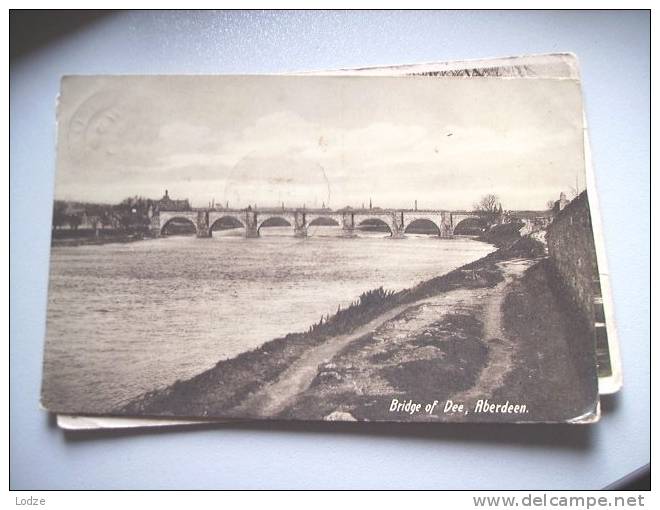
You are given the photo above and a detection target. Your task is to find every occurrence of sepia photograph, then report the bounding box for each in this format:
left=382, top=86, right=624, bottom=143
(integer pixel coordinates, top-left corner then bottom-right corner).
left=41, top=74, right=602, bottom=423
left=10, top=7, right=650, bottom=493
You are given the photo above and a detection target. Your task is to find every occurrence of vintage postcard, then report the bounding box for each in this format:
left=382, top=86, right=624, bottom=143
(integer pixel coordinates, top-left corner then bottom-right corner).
left=44, top=73, right=602, bottom=423
left=55, top=54, right=618, bottom=431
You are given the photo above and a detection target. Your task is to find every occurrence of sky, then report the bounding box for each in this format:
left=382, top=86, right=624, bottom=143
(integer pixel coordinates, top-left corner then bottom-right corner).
left=56, top=75, right=586, bottom=211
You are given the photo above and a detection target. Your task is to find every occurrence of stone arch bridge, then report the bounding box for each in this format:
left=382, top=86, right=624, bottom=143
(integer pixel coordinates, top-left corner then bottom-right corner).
left=153, top=208, right=487, bottom=239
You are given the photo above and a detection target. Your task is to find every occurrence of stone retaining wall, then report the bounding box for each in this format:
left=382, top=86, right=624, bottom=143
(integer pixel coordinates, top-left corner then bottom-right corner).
left=546, top=191, right=603, bottom=329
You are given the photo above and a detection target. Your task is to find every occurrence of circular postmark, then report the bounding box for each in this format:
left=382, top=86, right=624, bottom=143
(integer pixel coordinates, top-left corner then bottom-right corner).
left=66, top=90, right=129, bottom=163
left=222, top=153, right=331, bottom=212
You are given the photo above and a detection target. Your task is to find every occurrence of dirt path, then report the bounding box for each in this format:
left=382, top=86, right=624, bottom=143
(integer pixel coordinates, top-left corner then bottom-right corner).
left=231, top=297, right=441, bottom=418
left=450, top=258, right=534, bottom=403
left=232, top=258, right=535, bottom=418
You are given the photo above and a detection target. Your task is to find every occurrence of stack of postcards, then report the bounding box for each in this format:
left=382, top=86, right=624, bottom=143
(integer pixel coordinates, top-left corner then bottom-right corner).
left=40, top=53, right=621, bottom=430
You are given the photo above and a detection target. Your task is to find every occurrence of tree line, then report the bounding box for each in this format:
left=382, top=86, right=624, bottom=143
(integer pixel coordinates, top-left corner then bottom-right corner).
left=52, top=196, right=155, bottom=234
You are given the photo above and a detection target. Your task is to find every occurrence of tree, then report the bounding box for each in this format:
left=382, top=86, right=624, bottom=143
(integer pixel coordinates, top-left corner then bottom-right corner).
left=99, top=210, right=113, bottom=228
left=52, top=201, right=67, bottom=230
left=473, top=194, right=501, bottom=214
left=113, top=196, right=153, bottom=233
left=87, top=215, right=102, bottom=237
left=67, top=214, right=82, bottom=231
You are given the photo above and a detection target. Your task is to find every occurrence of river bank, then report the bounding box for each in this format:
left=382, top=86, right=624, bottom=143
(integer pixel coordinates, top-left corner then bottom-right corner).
left=283, top=255, right=597, bottom=422
left=51, top=231, right=155, bottom=247
left=121, top=232, right=559, bottom=420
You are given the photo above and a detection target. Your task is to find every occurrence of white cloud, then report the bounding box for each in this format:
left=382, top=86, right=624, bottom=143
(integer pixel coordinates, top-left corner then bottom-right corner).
left=56, top=76, right=585, bottom=210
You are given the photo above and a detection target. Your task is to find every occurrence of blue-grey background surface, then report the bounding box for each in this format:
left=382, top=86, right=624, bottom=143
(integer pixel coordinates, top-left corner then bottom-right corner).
left=10, top=10, right=650, bottom=489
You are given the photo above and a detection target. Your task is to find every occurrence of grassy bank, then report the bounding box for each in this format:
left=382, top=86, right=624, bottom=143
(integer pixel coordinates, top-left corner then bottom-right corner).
left=477, top=221, right=527, bottom=248
left=492, top=258, right=599, bottom=422
left=283, top=251, right=596, bottom=422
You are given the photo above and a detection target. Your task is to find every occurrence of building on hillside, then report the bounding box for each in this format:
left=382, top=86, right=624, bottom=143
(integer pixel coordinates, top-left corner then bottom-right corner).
left=552, top=192, right=570, bottom=215
left=156, top=190, right=191, bottom=212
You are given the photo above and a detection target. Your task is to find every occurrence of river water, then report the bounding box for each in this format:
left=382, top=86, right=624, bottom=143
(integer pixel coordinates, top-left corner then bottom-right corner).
left=42, top=227, right=495, bottom=413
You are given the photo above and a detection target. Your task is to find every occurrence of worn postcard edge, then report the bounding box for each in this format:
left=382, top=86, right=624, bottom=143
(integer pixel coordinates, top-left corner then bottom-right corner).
left=55, top=53, right=613, bottom=430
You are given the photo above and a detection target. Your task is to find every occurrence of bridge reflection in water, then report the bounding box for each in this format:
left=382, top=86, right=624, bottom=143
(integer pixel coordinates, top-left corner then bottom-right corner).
left=154, top=207, right=488, bottom=239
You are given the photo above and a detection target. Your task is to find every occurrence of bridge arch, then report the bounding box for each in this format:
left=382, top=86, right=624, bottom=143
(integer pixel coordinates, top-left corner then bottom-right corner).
left=355, top=216, right=393, bottom=235
left=257, top=215, right=293, bottom=233
left=305, top=215, right=341, bottom=237
left=160, top=216, right=197, bottom=236
left=307, top=216, right=340, bottom=227
left=453, top=216, right=488, bottom=235
left=209, top=215, right=245, bottom=234
left=404, top=218, right=441, bottom=235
